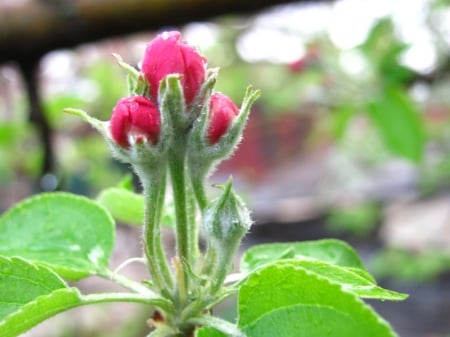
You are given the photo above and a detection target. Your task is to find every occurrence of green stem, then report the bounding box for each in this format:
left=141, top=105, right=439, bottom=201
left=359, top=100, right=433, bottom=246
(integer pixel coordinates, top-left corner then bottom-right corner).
left=81, top=292, right=171, bottom=312
left=168, top=145, right=191, bottom=295
left=186, top=178, right=200, bottom=260
left=169, top=141, right=198, bottom=305
left=200, top=244, right=217, bottom=285
left=137, top=164, right=174, bottom=295
left=190, top=171, right=208, bottom=212
left=100, top=268, right=157, bottom=295
left=208, top=240, right=241, bottom=295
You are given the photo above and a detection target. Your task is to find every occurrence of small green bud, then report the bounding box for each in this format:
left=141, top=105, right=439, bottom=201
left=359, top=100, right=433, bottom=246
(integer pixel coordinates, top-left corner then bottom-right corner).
left=202, top=179, right=252, bottom=246
left=201, top=178, right=252, bottom=293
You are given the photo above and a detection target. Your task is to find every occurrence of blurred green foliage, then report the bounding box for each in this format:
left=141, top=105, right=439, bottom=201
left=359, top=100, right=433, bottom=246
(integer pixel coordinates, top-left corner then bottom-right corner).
left=326, top=202, right=381, bottom=237
left=371, top=249, right=450, bottom=282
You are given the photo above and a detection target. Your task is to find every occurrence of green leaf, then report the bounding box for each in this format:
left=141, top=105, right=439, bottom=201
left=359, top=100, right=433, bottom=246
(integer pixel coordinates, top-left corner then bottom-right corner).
left=240, top=239, right=365, bottom=273
left=0, top=288, right=82, bottom=337
left=0, top=256, right=69, bottom=320
left=278, top=260, right=407, bottom=301
left=367, top=87, right=424, bottom=162
left=0, top=256, right=83, bottom=337
left=238, top=263, right=398, bottom=337
left=97, top=187, right=175, bottom=227
left=0, top=257, right=162, bottom=337
left=0, top=192, right=115, bottom=280
left=97, top=188, right=144, bottom=226
left=332, top=105, right=356, bottom=140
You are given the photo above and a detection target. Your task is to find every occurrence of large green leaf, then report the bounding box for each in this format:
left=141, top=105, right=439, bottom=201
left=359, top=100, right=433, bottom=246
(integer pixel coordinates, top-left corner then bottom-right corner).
left=0, top=256, right=83, bottom=337
left=0, top=288, right=82, bottom=337
left=0, top=256, right=69, bottom=320
left=240, top=240, right=406, bottom=301
left=276, top=260, right=407, bottom=301
left=0, top=256, right=162, bottom=337
left=240, top=239, right=365, bottom=273
left=0, top=192, right=115, bottom=280
left=238, top=263, right=398, bottom=337
left=367, top=87, right=424, bottom=162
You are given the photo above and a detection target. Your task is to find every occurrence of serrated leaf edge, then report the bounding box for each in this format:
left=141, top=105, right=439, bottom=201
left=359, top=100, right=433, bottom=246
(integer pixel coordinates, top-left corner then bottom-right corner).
left=238, top=264, right=398, bottom=337
left=241, top=239, right=365, bottom=272
left=0, top=288, right=82, bottom=337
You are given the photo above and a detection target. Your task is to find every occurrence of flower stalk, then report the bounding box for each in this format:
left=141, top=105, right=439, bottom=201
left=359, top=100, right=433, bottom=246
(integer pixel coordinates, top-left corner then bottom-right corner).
left=135, top=164, right=174, bottom=296
left=73, top=31, right=259, bottom=336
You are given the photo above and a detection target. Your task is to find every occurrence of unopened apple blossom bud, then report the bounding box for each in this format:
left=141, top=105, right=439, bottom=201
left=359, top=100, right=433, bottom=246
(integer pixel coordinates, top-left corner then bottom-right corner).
left=141, top=31, right=206, bottom=106
left=203, top=179, right=252, bottom=246
left=207, top=93, right=240, bottom=145
left=110, top=96, right=160, bottom=148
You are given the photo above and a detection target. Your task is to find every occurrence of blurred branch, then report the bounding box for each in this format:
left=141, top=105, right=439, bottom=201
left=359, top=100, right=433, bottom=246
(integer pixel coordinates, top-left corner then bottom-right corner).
left=408, top=58, right=450, bottom=85
left=0, top=0, right=315, bottom=64
left=19, top=58, right=54, bottom=182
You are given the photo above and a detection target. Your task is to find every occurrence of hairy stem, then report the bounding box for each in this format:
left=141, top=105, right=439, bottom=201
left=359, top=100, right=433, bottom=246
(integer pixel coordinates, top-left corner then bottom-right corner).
left=81, top=292, right=171, bottom=311
left=137, top=164, right=174, bottom=295
left=168, top=145, right=191, bottom=296
left=190, top=172, right=208, bottom=212
left=99, top=268, right=156, bottom=295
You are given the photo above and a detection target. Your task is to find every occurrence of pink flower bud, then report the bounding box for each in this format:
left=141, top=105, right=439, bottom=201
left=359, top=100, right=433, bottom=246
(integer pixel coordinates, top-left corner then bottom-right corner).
left=110, top=96, right=160, bottom=148
left=208, top=93, right=239, bottom=145
left=141, top=31, right=206, bottom=106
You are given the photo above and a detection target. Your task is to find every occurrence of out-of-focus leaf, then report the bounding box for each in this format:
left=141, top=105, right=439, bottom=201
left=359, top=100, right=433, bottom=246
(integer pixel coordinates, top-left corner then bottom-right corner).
left=44, top=95, right=87, bottom=127
left=367, top=87, right=424, bottom=162
left=332, top=105, right=356, bottom=139
left=97, top=187, right=175, bottom=227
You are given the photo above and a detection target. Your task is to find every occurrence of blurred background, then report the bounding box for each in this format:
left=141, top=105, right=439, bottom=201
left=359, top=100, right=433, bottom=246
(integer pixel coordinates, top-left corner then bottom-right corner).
left=1, top=0, right=450, bottom=336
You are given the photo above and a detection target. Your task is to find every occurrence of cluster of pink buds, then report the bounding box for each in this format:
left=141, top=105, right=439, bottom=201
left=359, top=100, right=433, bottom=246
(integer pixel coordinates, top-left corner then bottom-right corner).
left=66, top=31, right=260, bottom=335
left=109, top=31, right=248, bottom=152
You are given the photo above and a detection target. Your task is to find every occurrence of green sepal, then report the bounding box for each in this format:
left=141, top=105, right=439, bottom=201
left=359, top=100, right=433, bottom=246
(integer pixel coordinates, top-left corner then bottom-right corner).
left=64, top=108, right=105, bottom=134
left=187, top=67, right=219, bottom=118
left=112, top=53, right=149, bottom=96
left=208, top=86, right=260, bottom=160
left=159, top=74, right=187, bottom=145
left=64, top=107, right=135, bottom=164
left=65, top=104, right=162, bottom=166
left=112, top=53, right=140, bottom=82
left=187, top=86, right=260, bottom=181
